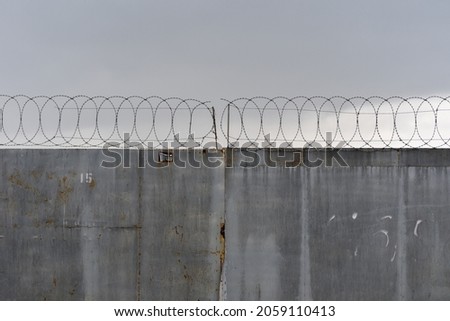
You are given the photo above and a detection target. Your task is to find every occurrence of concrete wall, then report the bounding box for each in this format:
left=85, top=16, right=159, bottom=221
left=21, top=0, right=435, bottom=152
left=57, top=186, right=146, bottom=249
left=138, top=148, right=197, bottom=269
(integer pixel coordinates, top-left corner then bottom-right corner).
left=1, top=149, right=450, bottom=300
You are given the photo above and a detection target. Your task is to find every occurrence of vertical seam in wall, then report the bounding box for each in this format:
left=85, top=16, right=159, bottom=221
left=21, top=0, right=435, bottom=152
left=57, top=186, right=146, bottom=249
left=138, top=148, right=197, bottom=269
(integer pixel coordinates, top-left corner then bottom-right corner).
left=136, top=150, right=144, bottom=301
left=299, top=167, right=312, bottom=300
left=218, top=148, right=228, bottom=300
left=396, top=150, right=408, bottom=300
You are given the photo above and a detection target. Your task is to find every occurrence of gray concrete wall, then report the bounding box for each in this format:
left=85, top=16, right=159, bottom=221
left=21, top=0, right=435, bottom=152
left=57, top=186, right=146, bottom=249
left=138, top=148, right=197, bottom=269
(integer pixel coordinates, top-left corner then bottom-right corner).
left=1, top=149, right=450, bottom=300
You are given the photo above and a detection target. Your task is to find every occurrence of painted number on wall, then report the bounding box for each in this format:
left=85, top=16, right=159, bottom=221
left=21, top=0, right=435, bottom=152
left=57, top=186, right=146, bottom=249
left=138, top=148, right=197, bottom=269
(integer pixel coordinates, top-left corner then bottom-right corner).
left=80, top=173, right=93, bottom=184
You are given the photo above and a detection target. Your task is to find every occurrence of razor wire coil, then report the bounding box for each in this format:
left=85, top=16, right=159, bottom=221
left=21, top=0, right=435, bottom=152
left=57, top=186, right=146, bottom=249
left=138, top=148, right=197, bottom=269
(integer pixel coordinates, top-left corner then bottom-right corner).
left=1, top=95, right=450, bottom=148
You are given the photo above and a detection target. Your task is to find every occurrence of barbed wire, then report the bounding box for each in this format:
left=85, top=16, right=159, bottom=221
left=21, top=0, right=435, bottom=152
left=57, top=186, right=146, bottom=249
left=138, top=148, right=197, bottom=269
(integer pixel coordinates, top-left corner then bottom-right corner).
left=0, top=95, right=215, bottom=148
left=221, top=96, right=450, bottom=148
left=1, top=95, right=450, bottom=148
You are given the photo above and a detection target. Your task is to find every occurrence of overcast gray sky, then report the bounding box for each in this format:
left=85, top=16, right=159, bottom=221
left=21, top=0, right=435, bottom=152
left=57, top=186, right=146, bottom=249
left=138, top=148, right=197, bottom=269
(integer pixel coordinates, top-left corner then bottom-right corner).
left=1, top=0, right=450, bottom=100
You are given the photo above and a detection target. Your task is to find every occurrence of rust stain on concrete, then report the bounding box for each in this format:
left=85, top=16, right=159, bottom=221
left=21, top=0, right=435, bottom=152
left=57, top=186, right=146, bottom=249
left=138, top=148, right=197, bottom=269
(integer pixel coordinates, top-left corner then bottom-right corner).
left=30, top=170, right=43, bottom=180
left=8, top=171, right=34, bottom=191
left=219, top=220, right=226, bottom=269
left=8, top=171, right=43, bottom=200
left=57, top=176, right=73, bottom=203
left=88, top=178, right=96, bottom=189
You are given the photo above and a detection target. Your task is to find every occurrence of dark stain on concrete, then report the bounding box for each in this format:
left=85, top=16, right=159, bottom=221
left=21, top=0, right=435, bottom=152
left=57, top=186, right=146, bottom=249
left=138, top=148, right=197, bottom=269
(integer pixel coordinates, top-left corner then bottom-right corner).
left=8, top=171, right=44, bottom=201
left=45, top=218, right=55, bottom=227
left=220, top=221, right=226, bottom=263
left=88, top=178, right=96, bottom=189
left=30, top=170, right=43, bottom=180
left=8, top=171, right=34, bottom=191
left=57, top=176, right=73, bottom=203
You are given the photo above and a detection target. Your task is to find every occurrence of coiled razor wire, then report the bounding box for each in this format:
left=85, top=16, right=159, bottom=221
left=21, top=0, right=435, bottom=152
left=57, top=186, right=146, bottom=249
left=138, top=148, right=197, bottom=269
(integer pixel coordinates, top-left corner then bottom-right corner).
left=0, top=95, right=215, bottom=148
left=1, top=95, right=450, bottom=148
left=221, top=96, right=450, bottom=148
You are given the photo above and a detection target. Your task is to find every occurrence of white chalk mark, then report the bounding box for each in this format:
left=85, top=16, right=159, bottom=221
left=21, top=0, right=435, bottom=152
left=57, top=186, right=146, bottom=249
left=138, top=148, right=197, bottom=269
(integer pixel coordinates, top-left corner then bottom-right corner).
left=414, top=220, right=423, bottom=237
left=390, top=245, right=397, bottom=262
left=380, top=215, right=392, bottom=220
left=352, top=212, right=358, bottom=220
left=328, top=215, right=336, bottom=223
left=374, top=229, right=390, bottom=247
left=354, top=247, right=359, bottom=257
left=32, top=235, right=39, bottom=239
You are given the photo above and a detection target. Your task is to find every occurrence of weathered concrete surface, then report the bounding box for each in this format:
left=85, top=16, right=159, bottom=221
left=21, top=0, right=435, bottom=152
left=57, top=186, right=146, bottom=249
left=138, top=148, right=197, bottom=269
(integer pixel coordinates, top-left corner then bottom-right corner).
left=139, top=151, right=224, bottom=300
left=224, top=149, right=450, bottom=300
left=0, top=149, right=223, bottom=300
left=0, top=148, right=450, bottom=300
